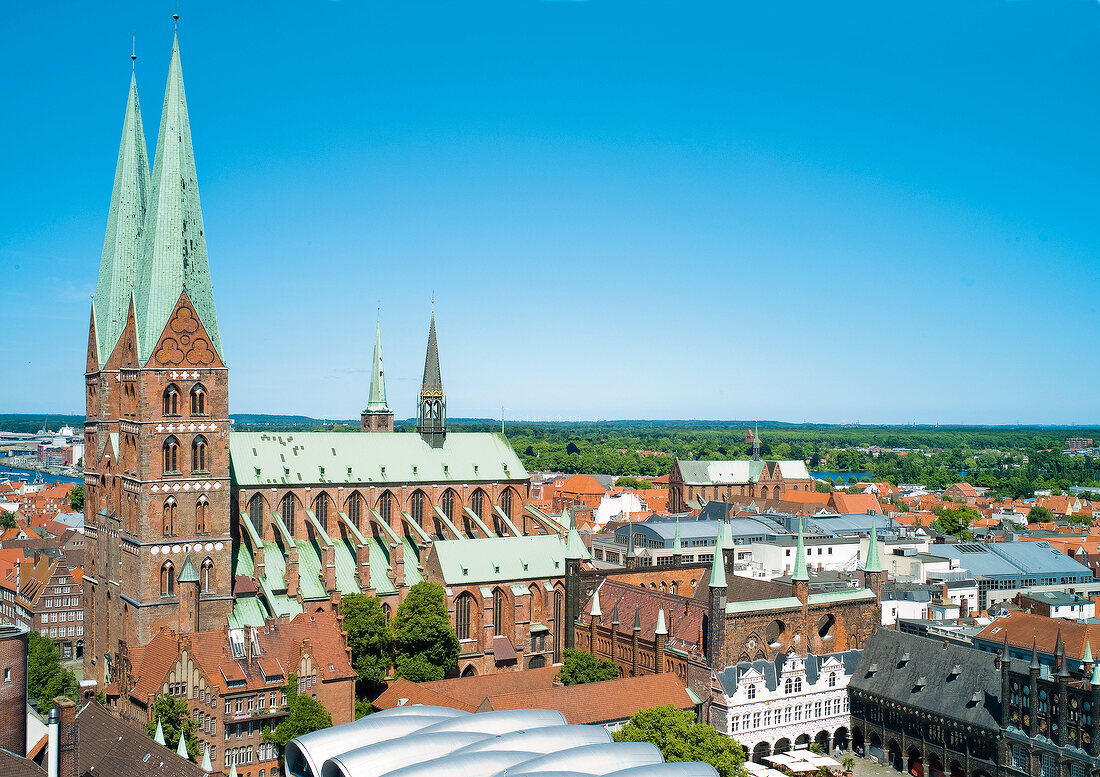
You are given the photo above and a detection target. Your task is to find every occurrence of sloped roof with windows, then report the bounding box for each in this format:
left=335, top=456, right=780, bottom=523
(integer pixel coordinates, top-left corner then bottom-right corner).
left=229, top=432, right=527, bottom=487
left=428, top=534, right=565, bottom=584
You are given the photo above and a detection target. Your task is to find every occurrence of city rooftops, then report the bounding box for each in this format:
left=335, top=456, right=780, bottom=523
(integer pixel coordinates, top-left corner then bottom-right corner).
left=934, top=541, right=1091, bottom=580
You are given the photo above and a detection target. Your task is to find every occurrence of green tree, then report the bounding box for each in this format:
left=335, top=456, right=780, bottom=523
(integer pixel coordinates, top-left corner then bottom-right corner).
left=1028, top=506, right=1055, bottom=525
left=264, top=674, right=333, bottom=749
left=614, top=705, right=747, bottom=777
left=0, top=511, right=15, bottom=529
left=615, top=477, right=653, bottom=490
left=146, top=694, right=199, bottom=758
left=69, top=485, right=84, bottom=512
left=27, top=632, right=78, bottom=712
left=341, top=594, right=392, bottom=697
left=556, top=648, right=617, bottom=686
left=932, top=505, right=979, bottom=540
left=392, top=582, right=459, bottom=682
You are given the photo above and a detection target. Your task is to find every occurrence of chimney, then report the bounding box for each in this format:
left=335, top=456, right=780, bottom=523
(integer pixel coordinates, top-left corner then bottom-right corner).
left=49, top=697, right=77, bottom=777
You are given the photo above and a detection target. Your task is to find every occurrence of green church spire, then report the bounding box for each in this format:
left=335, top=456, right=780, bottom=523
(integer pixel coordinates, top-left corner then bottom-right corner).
left=865, top=514, right=882, bottom=573
left=792, top=518, right=809, bottom=581
left=709, top=520, right=727, bottom=589
left=673, top=517, right=682, bottom=553
left=94, top=71, right=150, bottom=367
left=133, top=32, right=222, bottom=364
left=365, top=315, right=390, bottom=413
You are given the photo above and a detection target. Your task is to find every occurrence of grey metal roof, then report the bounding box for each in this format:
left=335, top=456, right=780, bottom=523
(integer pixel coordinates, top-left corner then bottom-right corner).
left=614, top=519, right=774, bottom=547
left=715, top=650, right=862, bottom=695
left=933, top=541, right=1091, bottom=579
left=848, top=629, right=1000, bottom=730
left=290, top=707, right=717, bottom=777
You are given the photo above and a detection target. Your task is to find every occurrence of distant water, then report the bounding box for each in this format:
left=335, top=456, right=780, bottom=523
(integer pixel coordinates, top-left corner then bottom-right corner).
left=0, top=466, right=82, bottom=485
left=811, top=471, right=872, bottom=482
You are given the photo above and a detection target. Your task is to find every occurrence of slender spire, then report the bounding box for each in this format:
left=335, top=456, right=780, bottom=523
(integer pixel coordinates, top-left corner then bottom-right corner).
left=421, top=308, right=443, bottom=395
left=792, top=518, right=809, bottom=581
left=176, top=731, right=189, bottom=758
left=564, top=508, right=590, bottom=561
left=1030, top=638, right=1041, bottom=671
left=590, top=587, right=602, bottom=618
left=673, top=517, right=682, bottom=553
left=709, top=520, right=727, bottom=589
left=365, top=314, right=390, bottom=412
left=611, top=601, right=620, bottom=626
left=1085, top=640, right=1093, bottom=665
left=153, top=717, right=165, bottom=745
left=1001, top=631, right=1011, bottom=664
left=655, top=607, right=667, bottom=636
left=200, top=743, right=212, bottom=772
left=94, top=69, right=150, bottom=367
left=133, top=31, right=222, bottom=364
left=1092, top=662, right=1100, bottom=687
left=865, top=514, right=882, bottom=573
left=1055, top=628, right=1065, bottom=658
left=228, top=762, right=238, bottom=777
left=633, top=605, right=642, bottom=632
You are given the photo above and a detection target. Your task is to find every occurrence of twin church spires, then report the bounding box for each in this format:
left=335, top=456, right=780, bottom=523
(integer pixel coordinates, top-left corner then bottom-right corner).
left=360, top=309, right=449, bottom=449
left=92, top=31, right=222, bottom=370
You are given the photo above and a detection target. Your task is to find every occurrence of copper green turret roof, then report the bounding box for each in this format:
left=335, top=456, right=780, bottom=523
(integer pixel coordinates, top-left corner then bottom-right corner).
left=364, top=316, right=390, bottom=413
left=864, top=514, right=882, bottom=573
left=94, top=71, right=150, bottom=367
left=792, top=518, right=809, bottom=581
left=175, top=730, right=189, bottom=758
left=177, top=555, right=199, bottom=583
left=672, top=517, right=682, bottom=553
left=133, top=32, right=222, bottom=365
left=421, top=309, right=443, bottom=396
left=709, top=520, right=727, bottom=589
left=1086, top=640, right=1094, bottom=665
left=200, top=744, right=212, bottom=772
left=153, top=717, right=165, bottom=745
left=564, top=508, right=590, bottom=561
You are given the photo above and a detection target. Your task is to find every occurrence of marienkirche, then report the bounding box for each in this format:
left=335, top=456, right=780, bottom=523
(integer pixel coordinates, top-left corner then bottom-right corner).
left=82, top=31, right=544, bottom=691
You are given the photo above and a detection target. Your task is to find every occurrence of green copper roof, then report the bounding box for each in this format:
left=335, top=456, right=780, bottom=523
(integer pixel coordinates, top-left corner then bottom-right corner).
left=432, top=534, right=564, bottom=584
left=709, top=520, right=727, bottom=589
left=200, top=746, right=212, bottom=773
left=227, top=596, right=269, bottom=629
left=421, top=310, right=443, bottom=395
left=364, top=316, right=390, bottom=413
left=1092, top=662, right=1100, bottom=686
left=792, top=518, right=809, bottom=581
left=229, top=431, right=527, bottom=487
left=672, top=517, right=682, bottom=552
left=806, top=589, right=876, bottom=605
left=176, top=555, right=199, bottom=583
left=176, top=730, right=189, bottom=758
left=726, top=596, right=803, bottom=614
left=564, top=509, right=590, bottom=561
left=864, top=514, right=882, bottom=573
left=133, top=33, right=222, bottom=365
left=153, top=717, right=165, bottom=745
left=94, top=71, right=150, bottom=368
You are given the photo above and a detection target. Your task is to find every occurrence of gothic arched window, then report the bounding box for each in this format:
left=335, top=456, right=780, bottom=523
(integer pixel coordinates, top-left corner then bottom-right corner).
left=161, top=561, right=175, bottom=597
left=347, top=491, right=362, bottom=528
left=163, top=498, right=177, bottom=537
left=163, top=436, right=180, bottom=473
left=410, top=490, right=427, bottom=524
left=196, top=496, right=207, bottom=534
left=163, top=384, right=180, bottom=416
left=456, top=593, right=474, bottom=641
left=280, top=494, right=297, bottom=537
left=378, top=491, right=394, bottom=524
left=471, top=489, right=486, bottom=520
left=500, top=489, right=514, bottom=520
left=248, top=494, right=264, bottom=524
left=313, top=493, right=329, bottom=530
left=201, top=557, right=213, bottom=593
left=191, top=435, right=208, bottom=472
left=190, top=384, right=206, bottom=415
left=493, top=588, right=508, bottom=637
left=441, top=489, right=457, bottom=521
left=553, top=589, right=564, bottom=663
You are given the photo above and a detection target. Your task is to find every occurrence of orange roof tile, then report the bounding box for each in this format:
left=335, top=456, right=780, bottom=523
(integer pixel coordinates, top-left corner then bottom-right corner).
left=483, top=674, right=695, bottom=724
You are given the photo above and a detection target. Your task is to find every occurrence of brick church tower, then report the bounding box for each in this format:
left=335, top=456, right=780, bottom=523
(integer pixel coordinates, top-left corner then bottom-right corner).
left=84, top=33, right=233, bottom=691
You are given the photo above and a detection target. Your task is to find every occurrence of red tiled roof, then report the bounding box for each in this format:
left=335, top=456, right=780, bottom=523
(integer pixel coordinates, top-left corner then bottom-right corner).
left=974, top=611, right=1094, bottom=660
left=578, top=579, right=706, bottom=658
left=829, top=492, right=883, bottom=515
left=560, top=475, right=607, bottom=496
left=483, top=673, right=695, bottom=724
left=373, top=666, right=563, bottom=712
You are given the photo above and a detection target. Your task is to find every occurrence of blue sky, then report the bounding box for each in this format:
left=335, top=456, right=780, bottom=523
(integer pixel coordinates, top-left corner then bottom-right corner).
left=2, top=1, right=1099, bottom=424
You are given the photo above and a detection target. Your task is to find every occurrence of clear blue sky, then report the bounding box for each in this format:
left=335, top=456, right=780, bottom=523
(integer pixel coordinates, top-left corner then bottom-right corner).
left=2, top=1, right=1098, bottom=424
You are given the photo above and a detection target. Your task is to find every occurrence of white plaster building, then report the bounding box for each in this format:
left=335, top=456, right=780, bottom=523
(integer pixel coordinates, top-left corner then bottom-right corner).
left=747, top=536, right=860, bottom=578
left=708, top=650, right=861, bottom=764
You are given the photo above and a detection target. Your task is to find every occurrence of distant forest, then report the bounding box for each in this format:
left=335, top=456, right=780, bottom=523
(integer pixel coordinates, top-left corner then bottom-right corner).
left=4, top=414, right=1098, bottom=497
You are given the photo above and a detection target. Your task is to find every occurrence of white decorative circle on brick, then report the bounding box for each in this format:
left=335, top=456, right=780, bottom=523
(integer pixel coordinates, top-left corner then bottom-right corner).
left=161, top=546, right=171, bottom=554
left=172, top=544, right=181, bottom=553
left=151, top=546, right=160, bottom=555
left=214, top=542, right=224, bottom=551
left=204, top=543, right=214, bottom=551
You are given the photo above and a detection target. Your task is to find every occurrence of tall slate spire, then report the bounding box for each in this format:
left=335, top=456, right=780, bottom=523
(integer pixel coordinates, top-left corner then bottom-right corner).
left=366, top=316, right=389, bottom=412
left=94, top=71, right=150, bottom=367
left=417, top=307, right=447, bottom=447
left=421, top=309, right=443, bottom=394
left=133, top=32, right=222, bottom=364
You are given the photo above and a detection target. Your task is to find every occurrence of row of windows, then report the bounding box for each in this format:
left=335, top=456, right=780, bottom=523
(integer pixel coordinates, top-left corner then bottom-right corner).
left=162, top=496, right=210, bottom=536
left=252, top=487, right=518, bottom=538
left=42, top=597, right=80, bottom=608
left=162, top=436, right=209, bottom=474
left=41, top=625, right=82, bottom=638
left=40, top=610, right=80, bottom=623
left=455, top=589, right=564, bottom=641
left=730, top=696, right=849, bottom=732
left=160, top=558, right=215, bottom=596
left=163, top=384, right=207, bottom=416
left=225, top=692, right=285, bottom=713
